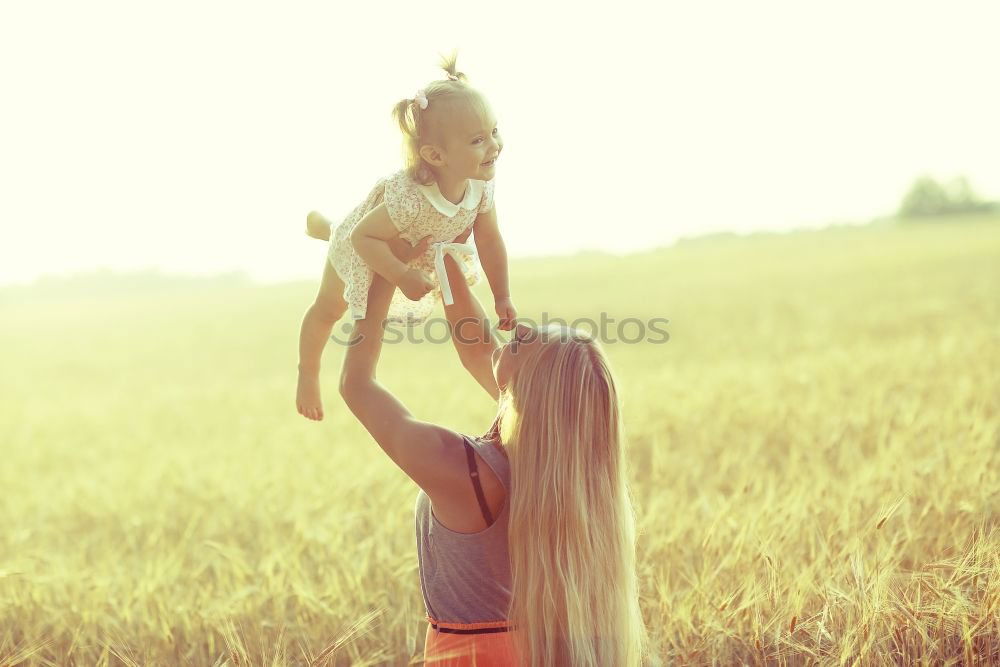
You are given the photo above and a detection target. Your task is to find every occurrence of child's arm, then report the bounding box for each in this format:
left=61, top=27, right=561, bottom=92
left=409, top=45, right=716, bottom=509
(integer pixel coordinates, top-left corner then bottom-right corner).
left=351, top=203, right=435, bottom=301
left=472, top=205, right=517, bottom=330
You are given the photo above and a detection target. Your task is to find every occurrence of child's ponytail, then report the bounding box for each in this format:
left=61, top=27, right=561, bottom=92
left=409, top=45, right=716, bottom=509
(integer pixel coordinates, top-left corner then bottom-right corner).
left=389, top=48, right=478, bottom=185
left=437, top=48, right=468, bottom=84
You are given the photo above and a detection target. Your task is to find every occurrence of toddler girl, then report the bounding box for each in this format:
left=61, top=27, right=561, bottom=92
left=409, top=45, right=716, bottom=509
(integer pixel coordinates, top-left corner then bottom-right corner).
left=296, top=52, right=517, bottom=421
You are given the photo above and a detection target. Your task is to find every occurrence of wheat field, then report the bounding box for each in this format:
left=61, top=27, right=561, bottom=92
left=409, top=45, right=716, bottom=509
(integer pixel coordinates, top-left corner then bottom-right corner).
left=1, top=216, right=998, bottom=665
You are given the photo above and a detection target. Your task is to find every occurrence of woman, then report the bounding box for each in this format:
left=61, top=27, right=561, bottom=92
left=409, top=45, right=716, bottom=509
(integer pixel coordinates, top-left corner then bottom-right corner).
left=338, top=232, right=654, bottom=666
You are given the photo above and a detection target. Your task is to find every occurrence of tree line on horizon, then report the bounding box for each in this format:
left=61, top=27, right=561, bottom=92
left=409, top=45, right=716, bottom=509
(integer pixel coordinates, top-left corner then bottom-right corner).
left=897, top=174, right=999, bottom=219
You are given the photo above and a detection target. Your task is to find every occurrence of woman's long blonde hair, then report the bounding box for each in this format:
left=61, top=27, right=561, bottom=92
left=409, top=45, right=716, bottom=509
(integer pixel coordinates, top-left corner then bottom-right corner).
left=389, top=49, right=489, bottom=186
left=489, top=325, right=653, bottom=666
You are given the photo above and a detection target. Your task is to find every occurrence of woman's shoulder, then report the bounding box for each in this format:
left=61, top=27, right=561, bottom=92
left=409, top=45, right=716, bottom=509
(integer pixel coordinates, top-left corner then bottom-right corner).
left=465, top=433, right=509, bottom=469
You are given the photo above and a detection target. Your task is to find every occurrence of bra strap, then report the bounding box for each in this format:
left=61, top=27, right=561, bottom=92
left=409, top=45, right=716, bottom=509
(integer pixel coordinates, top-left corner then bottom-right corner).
left=464, top=440, right=495, bottom=526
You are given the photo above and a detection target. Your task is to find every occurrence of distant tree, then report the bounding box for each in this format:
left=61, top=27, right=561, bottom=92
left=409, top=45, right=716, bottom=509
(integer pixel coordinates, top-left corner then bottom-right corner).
left=898, top=175, right=950, bottom=217
left=897, top=174, right=999, bottom=218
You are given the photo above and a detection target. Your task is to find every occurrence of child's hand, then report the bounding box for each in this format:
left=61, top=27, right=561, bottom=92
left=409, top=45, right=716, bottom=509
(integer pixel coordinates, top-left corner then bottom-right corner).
left=495, top=296, right=518, bottom=331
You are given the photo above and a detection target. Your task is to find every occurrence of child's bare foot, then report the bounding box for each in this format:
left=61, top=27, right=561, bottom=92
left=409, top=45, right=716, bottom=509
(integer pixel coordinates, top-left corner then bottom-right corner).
left=306, top=211, right=332, bottom=241
left=296, top=366, right=324, bottom=420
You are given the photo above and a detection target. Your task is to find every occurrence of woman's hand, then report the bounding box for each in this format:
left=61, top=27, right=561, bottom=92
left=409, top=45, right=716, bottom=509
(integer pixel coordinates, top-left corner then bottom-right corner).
left=385, top=230, right=474, bottom=302
left=387, top=234, right=433, bottom=263
left=384, top=235, right=433, bottom=301
left=397, top=267, right=436, bottom=301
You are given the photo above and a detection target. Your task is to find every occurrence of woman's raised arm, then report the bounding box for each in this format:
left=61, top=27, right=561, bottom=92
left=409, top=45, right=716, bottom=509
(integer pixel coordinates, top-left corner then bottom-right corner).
left=337, top=232, right=473, bottom=494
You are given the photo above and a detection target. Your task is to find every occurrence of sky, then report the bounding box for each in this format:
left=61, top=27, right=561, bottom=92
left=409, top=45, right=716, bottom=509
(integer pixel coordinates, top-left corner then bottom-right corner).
left=1, top=0, right=997, bottom=286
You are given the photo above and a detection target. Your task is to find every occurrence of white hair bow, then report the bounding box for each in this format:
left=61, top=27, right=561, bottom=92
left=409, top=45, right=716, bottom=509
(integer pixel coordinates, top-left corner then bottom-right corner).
left=413, top=89, right=428, bottom=110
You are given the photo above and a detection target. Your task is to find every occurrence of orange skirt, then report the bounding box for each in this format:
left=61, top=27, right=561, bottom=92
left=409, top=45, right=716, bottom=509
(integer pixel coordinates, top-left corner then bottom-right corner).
left=423, top=614, right=523, bottom=666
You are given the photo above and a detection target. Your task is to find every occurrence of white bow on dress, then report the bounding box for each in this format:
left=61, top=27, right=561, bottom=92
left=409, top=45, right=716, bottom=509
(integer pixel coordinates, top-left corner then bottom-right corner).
left=431, top=241, right=478, bottom=306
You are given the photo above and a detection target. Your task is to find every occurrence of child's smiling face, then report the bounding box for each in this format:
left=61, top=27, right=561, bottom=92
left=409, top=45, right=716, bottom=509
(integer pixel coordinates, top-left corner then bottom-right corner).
left=448, top=99, right=503, bottom=180
left=421, top=93, right=503, bottom=181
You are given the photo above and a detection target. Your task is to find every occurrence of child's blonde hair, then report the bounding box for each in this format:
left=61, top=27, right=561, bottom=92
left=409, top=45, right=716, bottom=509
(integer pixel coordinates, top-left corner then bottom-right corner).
left=390, top=49, right=490, bottom=185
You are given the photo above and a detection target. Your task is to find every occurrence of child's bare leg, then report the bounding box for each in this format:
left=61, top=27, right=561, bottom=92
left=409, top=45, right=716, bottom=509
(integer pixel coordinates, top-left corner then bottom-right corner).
left=297, top=256, right=348, bottom=420
left=306, top=210, right=332, bottom=241
left=442, top=254, right=501, bottom=402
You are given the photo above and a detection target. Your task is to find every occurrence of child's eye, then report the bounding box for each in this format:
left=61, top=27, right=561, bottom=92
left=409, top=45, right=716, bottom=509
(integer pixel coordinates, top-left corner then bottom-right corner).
left=473, top=128, right=498, bottom=144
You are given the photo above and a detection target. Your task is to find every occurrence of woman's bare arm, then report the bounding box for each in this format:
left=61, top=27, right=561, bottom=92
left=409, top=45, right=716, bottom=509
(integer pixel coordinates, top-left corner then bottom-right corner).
left=338, top=236, right=469, bottom=495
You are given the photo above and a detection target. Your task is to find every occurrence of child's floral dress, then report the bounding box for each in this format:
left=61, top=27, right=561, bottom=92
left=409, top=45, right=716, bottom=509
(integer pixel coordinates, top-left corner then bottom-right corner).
left=328, top=168, right=495, bottom=325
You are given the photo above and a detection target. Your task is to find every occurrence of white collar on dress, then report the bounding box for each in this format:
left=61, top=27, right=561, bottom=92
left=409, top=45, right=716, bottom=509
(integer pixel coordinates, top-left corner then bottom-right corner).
left=417, top=178, right=483, bottom=217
